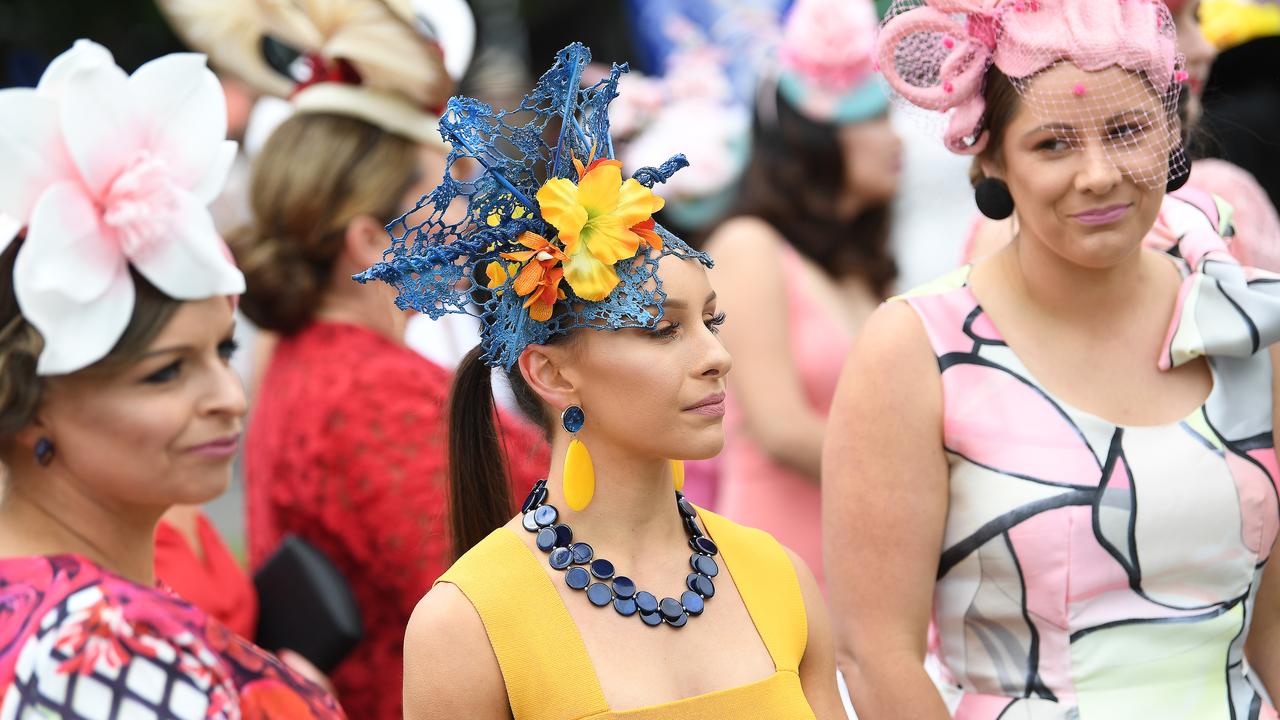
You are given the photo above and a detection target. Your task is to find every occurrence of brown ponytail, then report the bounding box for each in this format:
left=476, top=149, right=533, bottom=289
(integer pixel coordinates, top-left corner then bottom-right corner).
left=448, top=334, right=567, bottom=557
left=448, top=346, right=514, bottom=558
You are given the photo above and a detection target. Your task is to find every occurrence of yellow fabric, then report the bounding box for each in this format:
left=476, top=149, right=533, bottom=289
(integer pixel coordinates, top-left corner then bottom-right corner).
left=436, top=507, right=815, bottom=719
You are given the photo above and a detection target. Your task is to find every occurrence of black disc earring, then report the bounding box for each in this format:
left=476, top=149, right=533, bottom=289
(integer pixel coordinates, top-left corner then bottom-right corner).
left=34, top=438, right=54, bottom=467
left=1165, top=145, right=1191, bottom=193
left=974, top=177, right=1015, bottom=220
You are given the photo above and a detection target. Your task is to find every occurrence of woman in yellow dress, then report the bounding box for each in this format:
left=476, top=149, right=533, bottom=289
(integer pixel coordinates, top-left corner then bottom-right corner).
left=355, top=43, right=844, bottom=719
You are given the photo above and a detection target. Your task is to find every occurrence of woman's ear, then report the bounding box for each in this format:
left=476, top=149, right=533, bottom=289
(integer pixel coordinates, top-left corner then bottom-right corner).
left=518, top=343, right=579, bottom=413
left=341, top=214, right=387, bottom=270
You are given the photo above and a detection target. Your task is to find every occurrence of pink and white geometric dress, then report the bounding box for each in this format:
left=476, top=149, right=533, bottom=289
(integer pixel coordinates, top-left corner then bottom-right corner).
left=897, top=190, right=1280, bottom=719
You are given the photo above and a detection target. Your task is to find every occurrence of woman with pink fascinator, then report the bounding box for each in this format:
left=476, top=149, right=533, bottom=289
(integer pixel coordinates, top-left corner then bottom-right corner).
left=0, top=40, right=343, bottom=716
left=964, top=0, right=1280, bottom=270
left=824, top=0, right=1280, bottom=717
left=705, top=0, right=902, bottom=592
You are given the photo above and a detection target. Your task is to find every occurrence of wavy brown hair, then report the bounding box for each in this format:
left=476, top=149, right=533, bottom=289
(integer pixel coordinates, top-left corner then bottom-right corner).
left=730, top=88, right=897, bottom=299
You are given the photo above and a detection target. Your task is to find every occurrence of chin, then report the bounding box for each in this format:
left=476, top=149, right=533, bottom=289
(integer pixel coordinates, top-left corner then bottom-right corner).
left=170, top=469, right=233, bottom=506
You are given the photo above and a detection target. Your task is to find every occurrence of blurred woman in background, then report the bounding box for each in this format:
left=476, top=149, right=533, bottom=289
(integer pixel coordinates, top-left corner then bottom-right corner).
left=162, top=2, right=546, bottom=717
left=705, top=0, right=901, bottom=589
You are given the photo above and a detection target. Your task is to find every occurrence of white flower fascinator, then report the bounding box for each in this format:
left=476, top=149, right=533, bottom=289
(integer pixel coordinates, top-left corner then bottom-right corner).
left=0, top=40, right=245, bottom=375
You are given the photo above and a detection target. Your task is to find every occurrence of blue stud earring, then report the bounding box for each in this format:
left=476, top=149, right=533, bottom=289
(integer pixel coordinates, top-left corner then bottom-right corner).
left=34, top=438, right=54, bottom=467
left=560, top=406, right=594, bottom=511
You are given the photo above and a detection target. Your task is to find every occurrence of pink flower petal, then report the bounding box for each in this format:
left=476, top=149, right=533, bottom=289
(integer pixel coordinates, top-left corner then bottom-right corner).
left=0, top=89, right=76, bottom=229
left=128, top=187, right=244, bottom=300
left=14, top=182, right=133, bottom=375
left=129, top=53, right=227, bottom=192
left=59, top=58, right=141, bottom=200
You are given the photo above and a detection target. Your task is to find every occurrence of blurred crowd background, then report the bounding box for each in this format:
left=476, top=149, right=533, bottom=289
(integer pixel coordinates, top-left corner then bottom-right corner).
left=2, top=0, right=1279, bottom=716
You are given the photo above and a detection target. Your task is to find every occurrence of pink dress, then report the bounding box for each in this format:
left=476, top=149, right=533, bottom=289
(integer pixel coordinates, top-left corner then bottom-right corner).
left=0, top=554, right=343, bottom=718
left=718, top=246, right=850, bottom=589
left=898, top=190, right=1280, bottom=719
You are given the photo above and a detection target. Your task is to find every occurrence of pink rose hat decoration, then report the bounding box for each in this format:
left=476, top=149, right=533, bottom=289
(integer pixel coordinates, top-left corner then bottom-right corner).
left=0, top=40, right=245, bottom=375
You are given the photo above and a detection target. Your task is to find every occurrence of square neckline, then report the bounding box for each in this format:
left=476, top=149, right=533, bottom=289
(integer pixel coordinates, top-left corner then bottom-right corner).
left=957, top=258, right=1217, bottom=432
left=501, top=506, right=789, bottom=715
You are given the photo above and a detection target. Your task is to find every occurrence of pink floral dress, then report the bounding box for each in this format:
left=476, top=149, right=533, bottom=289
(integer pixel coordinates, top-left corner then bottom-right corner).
left=0, top=554, right=344, bottom=719
left=898, top=189, right=1280, bottom=719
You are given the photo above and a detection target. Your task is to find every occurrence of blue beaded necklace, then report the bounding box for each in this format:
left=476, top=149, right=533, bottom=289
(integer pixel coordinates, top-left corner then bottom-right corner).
left=519, top=479, right=720, bottom=628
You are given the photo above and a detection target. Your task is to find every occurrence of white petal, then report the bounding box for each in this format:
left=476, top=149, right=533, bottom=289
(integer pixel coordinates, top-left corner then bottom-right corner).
left=36, top=39, right=115, bottom=100
left=0, top=89, right=76, bottom=223
left=60, top=59, right=141, bottom=199
left=190, top=141, right=239, bottom=205
left=129, top=53, right=228, bottom=191
left=129, top=187, right=245, bottom=300
left=14, top=182, right=134, bottom=376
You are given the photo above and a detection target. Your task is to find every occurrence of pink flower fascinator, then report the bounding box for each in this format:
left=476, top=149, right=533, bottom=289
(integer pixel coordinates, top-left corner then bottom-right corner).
left=0, top=40, right=245, bottom=375
left=877, top=0, right=1183, bottom=174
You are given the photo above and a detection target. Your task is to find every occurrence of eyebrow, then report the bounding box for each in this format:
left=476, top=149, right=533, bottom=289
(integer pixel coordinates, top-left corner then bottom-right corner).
left=139, top=321, right=237, bottom=359
left=1024, top=110, right=1150, bottom=138
left=663, top=291, right=718, bottom=311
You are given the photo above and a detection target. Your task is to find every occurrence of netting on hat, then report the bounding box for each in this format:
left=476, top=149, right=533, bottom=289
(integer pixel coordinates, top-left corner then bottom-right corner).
left=354, top=43, right=709, bottom=369
left=876, top=0, right=1188, bottom=189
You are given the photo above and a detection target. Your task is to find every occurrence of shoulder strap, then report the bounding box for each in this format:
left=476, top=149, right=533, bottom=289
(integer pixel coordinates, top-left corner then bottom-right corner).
left=436, top=528, right=607, bottom=720
left=697, top=509, right=808, bottom=673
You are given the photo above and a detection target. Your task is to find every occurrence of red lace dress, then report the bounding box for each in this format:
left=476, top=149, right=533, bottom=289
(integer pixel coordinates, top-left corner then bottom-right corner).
left=244, top=321, right=547, bottom=720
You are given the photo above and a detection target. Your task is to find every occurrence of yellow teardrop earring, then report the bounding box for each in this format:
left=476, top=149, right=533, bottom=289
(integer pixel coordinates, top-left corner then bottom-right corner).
left=670, top=459, right=685, bottom=493
left=561, top=405, right=595, bottom=511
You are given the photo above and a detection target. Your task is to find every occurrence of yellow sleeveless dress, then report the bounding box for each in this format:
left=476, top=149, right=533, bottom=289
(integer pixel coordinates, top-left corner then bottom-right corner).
left=435, top=508, right=816, bottom=719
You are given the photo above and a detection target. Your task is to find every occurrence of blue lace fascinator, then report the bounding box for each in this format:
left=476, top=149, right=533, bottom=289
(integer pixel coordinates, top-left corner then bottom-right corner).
left=355, top=43, right=710, bottom=369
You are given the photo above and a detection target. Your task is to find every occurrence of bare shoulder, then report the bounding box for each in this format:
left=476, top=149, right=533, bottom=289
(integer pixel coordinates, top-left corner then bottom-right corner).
left=780, top=546, right=824, bottom=626
left=781, top=546, right=844, bottom=719
left=403, top=582, right=509, bottom=720
left=850, top=300, right=934, bottom=375
left=703, top=215, right=789, bottom=265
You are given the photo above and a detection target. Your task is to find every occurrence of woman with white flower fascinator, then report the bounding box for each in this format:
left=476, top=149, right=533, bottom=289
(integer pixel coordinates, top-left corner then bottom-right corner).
left=0, top=40, right=344, bottom=717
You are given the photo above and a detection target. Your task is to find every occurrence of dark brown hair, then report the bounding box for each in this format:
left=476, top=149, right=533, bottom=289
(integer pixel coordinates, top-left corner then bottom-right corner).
left=447, top=334, right=567, bottom=558
left=970, top=67, right=1022, bottom=186
left=0, top=240, right=181, bottom=440
left=232, top=113, right=421, bottom=335
left=730, top=88, right=897, bottom=298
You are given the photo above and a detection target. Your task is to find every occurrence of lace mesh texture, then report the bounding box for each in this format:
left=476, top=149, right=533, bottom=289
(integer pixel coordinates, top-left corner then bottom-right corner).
left=355, top=43, right=711, bottom=369
left=876, top=0, right=1188, bottom=189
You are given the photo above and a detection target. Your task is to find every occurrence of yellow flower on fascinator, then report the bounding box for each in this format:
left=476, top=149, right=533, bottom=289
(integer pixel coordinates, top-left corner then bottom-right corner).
left=1199, top=0, right=1280, bottom=49
left=535, top=153, right=665, bottom=301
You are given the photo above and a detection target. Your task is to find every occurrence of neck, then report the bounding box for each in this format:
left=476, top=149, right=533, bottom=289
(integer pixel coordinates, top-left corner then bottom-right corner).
left=1004, top=228, right=1152, bottom=325
left=314, top=274, right=407, bottom=342
left=0, top=464, right=160, bottom=585
left=541, top=432, right=685, bottom=565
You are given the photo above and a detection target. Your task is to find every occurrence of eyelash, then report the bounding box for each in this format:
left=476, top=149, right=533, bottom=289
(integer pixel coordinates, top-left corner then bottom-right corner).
left=141, top=338, right=239, bottom=384
left=650, top=312, right=727, bottom=340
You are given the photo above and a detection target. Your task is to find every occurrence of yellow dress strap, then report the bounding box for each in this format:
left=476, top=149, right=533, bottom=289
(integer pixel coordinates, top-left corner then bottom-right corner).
left=436, top=528, right=608, bottom=720
left=698, top=508, right=808, bottom=673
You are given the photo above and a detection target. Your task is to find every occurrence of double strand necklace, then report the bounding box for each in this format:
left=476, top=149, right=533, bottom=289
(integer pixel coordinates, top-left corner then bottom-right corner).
left=520, top=479, right=721, bottom=628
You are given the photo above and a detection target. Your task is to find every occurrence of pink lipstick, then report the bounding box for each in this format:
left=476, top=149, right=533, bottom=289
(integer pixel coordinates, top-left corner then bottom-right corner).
left=685, top=392, right=726, bottom=417
left=1072, top=204, right=1131, bottom=225
left=186, top=434, right=240, bottom=459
